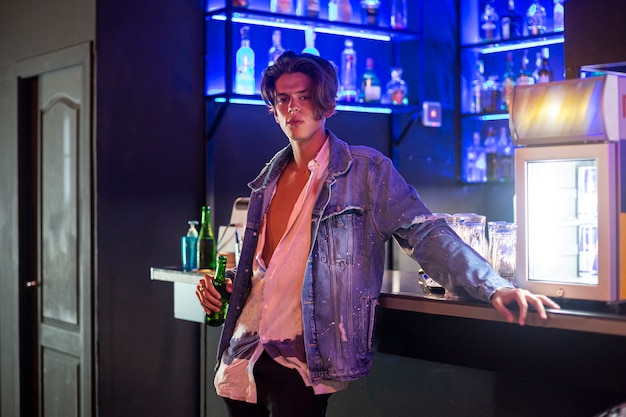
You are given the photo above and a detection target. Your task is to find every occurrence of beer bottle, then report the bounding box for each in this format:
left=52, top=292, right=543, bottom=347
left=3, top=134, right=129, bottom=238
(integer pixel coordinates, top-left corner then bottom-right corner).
left=198, top=206, right=216, bottom=270
left=205, top=254, right=230, bottom=327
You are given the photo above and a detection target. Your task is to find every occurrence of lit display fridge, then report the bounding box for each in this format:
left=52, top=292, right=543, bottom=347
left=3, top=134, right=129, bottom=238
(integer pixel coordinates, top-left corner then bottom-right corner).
left=510, top=74, right=626, bottom=303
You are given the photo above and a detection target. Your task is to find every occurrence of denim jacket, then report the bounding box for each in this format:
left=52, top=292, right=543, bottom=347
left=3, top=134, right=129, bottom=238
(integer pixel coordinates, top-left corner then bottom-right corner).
left=217, top=131, right=512, bottom=385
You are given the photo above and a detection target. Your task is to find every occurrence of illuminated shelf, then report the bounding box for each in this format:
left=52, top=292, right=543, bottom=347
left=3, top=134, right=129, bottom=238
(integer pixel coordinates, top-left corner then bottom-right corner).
left=461, top=112, right=510, bottom=121
left=206, top=7, right=421, bottom=42
left=210, top=95, right=426, bottom=115
left=462, top=32, right=565, bottom=54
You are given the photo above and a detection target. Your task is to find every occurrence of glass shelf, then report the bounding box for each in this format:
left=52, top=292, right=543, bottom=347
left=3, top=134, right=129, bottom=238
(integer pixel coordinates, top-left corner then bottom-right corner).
left=211, top=94, right=424, bottom=115
left=206, top=7, right=421, bottom=42
left=462, top=31, right=564, bottom=54
left=461, top=112, right=510, bottom=121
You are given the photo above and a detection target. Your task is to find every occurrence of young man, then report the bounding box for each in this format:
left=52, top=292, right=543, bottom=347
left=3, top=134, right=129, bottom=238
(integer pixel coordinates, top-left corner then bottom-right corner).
left=196, top=51, right=560, bottom=417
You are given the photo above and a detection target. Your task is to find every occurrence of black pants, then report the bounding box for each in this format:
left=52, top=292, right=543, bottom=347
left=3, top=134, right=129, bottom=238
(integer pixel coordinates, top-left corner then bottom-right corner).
left=223, top=351, right=331, bottom=417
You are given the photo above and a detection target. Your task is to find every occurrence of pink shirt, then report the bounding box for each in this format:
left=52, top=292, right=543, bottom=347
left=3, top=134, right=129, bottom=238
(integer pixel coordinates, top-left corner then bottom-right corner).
left=214, top=138, right=347, bottom=403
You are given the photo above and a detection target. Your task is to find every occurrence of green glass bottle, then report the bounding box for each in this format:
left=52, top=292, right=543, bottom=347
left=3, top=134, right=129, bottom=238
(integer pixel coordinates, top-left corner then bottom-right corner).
left=198, top=205, right=216, bottom=271
left=205, top=254, right=229, bottom=327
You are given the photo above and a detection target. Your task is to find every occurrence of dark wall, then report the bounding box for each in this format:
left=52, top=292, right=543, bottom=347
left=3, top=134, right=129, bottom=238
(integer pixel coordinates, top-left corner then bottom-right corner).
left=565, top=1, right=626, bottom=78
left=96, top=0, right=205, bottom=416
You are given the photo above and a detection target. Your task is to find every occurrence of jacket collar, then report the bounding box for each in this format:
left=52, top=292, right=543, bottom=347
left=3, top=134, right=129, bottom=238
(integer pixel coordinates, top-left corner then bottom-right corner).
left=248, top=129, right=352, bottom=192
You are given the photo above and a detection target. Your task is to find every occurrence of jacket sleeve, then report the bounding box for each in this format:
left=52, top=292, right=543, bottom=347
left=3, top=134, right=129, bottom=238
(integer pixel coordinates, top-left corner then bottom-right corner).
left=368, top=153, right=514, bottom=302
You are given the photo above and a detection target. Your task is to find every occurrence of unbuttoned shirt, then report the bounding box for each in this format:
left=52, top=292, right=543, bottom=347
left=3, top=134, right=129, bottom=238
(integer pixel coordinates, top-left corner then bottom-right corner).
left=214, top=138, right=348, bottom=403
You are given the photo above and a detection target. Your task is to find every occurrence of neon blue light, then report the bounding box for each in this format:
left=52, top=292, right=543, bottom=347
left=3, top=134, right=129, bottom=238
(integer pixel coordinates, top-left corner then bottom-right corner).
left=213, top=97, right=392, bottom=114
left=480, top=36, right=564, bottom=54
left=481, top=113, right=510, bottom=121
left=211, top=14, right=391, bottom=41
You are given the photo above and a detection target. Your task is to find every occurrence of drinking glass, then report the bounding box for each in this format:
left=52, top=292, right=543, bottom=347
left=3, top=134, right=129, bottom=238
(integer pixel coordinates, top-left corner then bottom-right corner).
left=453, top=213, right=487, bottom=258
left=487, top=221, right=517, bottom=284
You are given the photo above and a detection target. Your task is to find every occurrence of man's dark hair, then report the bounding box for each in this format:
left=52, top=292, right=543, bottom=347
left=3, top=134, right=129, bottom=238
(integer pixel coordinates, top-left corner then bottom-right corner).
left=261, top=51, right=338, bottom=119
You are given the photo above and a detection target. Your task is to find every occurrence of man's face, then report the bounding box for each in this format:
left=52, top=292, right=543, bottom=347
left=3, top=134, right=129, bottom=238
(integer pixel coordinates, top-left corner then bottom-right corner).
left=273, top=72, right=329, bottom=143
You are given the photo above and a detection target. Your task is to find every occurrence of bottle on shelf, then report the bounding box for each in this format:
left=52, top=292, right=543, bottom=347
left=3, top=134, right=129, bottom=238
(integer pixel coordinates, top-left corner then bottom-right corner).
left=235, top=26, right=255, bottom=95
left=198, top=205, right=216, bottom=271
left=484, top=126, right=498, bottom=182
left=466, top=132, right=487, bottom=183
left=526, top=0, right=547, bottom=35
left=500, top=0, right=523, bottom=40
left=268, top=30, right=285, bottom=68
left=232, top=0, right=248, bottom=7
left=360, top=0, right=380, bottom=26
left=531, top=51, right=542, bottom=81
left=496, top=126, right=514, bottom=182
left=516, top=50, right=535, bottom=86
left=480, top=0, right=499, bottom=42
left=360, top=57, right=381, bottom=103
left=390, top=0, right=407, bottom=29
left=553, top=0, right=564, bottom=32
left=302, top=26, right=320, bottom=56
left=470, top=59, right=485, bottom=113
left=204, top=254, right=230, bottom=327
left=337, top=0, right=352, bottom=22
left=339, top=39, right=358, bottom=102
left=481, top=76, right=501, bottom=113
left=181, top=220, right=199, bottom=271
left=328, top=0, right=339, bottom=21
left=385, top=67, right=408, bottom=105
left=297, top=0, right=320, bottom=18
left=536, top=47, right=553, bottom=83
left=501, top=52, right=516, bottom=111
left=271, top=0, right=294, bottom=14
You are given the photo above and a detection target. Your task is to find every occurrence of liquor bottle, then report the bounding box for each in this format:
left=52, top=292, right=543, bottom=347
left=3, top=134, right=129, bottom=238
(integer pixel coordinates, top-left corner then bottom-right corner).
left=340, top=39, right=358, bottom=102
left=496, top=127, right=514, bottom=182
left=516, top=50, right=535, bottom=86
left=268, top=30, right=285, bottom=67
left=297, top=0, right=320, bottom=18
left=328, top=0, right=339, bottom=21
left=536, top=48, right=553, bottom=83
left=390, top=0, right=407, bottom=29
left=337, top=0, right=352, bottom=22
left=466, top=132, right=487, bottom=183
left=232, top=0, right=248, bottom=6
left=360, top=0, right=380, bottom=26
left=553, top=0, right=564, bottom=32
left=271, top=0, right=294, bottom=14
left=204, top=254, right=230, bottom=327
left=480, top=76, right=500, bottom=113
left=181, top=220, right=198, bottom=271
left=500, top=0, right=523, bottom=40
left=360, top=57, right=381, bottom=103
left=526, top=0, right=546, bottom=35
left=501, top=52, right=516, bottom=111
left=470, top=59, right=485, bottom=113
left=385, top=67, right=408, bottom=105
left=480, top=0, right=499, bottom=42
left=483, top=126, right=498, bottom=182
left=531, top=51, right=542, bottom=82
left=302, top=26, right=320, bottom=56
left=198, top=205, right=216, bottom=271
left=235, top=26, right=255, bottom=95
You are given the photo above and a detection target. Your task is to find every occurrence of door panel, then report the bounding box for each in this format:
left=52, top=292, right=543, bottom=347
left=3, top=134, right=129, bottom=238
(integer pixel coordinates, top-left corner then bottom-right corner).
left=36, top=45, right=92, bottom=417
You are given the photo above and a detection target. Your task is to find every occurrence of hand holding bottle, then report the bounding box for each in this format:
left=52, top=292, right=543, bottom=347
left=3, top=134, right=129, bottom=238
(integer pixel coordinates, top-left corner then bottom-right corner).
left=196, top=273, right=233, bottom=316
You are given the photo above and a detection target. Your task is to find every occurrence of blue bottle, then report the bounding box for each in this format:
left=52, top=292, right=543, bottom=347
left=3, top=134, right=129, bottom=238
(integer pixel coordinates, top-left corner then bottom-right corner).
left=181, top=220, right=199, bottom=271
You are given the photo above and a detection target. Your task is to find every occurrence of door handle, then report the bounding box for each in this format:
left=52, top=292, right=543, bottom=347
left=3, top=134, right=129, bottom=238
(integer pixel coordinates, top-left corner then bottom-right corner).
left=25, top=280, right=38, bottom=288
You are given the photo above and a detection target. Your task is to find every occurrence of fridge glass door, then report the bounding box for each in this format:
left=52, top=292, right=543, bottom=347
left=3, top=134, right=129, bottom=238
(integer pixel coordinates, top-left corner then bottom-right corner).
left=516, top=143, right=617, bottom=301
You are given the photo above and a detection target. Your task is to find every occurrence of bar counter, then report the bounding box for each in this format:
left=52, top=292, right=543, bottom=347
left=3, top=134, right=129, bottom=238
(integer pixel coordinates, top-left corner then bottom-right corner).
left=151, top=267, right=626, bottom=336
left=380, top=270, right=626, bottom=337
